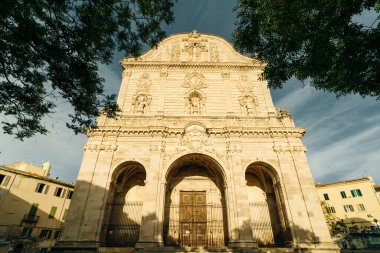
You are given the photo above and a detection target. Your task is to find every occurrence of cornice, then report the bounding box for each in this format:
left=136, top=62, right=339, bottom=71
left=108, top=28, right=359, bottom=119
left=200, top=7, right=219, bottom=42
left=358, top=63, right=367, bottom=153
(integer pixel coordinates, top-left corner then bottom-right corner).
left=87, top=126, right=305, bottom=138
left=120, top=61, right=263, bottom=70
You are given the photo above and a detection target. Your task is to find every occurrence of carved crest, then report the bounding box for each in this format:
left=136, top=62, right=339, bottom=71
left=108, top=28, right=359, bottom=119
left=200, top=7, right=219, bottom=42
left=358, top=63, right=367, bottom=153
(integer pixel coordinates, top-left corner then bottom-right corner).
left=179, top=125, right=215, bottom=151
left=182, top=71, right=207, bottom=89
left=136, top=73, right=152, bottom=92
left=237, top=75, right=253, bottom=94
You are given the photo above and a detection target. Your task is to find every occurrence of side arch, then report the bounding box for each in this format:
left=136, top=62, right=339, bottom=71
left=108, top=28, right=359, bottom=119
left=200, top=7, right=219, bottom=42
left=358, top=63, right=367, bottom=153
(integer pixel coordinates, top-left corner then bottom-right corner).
left=245, top=162, right=290, bottom=246
left=101, top=161, right=147, bottom=247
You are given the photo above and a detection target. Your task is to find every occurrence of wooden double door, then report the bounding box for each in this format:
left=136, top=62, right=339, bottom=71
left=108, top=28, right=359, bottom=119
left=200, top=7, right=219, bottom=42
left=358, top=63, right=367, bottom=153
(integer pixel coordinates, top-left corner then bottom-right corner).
left=179, top=191, right=207, bottom=246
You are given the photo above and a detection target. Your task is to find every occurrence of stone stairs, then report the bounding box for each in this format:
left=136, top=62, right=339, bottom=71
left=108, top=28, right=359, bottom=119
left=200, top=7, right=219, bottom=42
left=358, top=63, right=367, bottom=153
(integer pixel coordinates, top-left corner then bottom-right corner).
left=135, top=247, right=294, bottom=253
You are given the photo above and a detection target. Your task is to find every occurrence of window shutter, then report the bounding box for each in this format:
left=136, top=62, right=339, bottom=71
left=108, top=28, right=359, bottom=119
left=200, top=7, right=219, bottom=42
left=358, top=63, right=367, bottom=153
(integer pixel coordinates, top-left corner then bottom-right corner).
left=351, top=190, right=355, bottom=197
left=54, top=187, right=58, bottom=196
left=44, top=185, right=50, bottom=194
left=2, top=176, right=11, bottom=186
left=49, top=206, right=57, bottom=218
left=35, top=183, right=41, bottom=192
left=358, top=190, right=362, bottom=196
left=62, top=189, right=67, bottom=198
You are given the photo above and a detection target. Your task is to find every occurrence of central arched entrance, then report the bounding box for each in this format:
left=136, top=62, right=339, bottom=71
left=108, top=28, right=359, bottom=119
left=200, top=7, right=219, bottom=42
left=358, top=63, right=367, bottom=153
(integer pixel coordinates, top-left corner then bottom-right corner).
left=163, top=153, right=228, bottom=247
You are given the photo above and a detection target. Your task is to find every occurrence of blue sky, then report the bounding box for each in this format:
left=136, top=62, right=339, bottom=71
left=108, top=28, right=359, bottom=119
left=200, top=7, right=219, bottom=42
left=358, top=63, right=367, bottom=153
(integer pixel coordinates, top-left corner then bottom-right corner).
left=1, top=0, right=379, bottom=185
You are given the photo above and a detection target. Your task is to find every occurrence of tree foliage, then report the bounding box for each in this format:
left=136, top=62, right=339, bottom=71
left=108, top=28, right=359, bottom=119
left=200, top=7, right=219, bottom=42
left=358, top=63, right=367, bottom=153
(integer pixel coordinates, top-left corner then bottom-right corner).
left=0, top=0, right=174, bottom=140
left=234, top=0, right=380, bottom=98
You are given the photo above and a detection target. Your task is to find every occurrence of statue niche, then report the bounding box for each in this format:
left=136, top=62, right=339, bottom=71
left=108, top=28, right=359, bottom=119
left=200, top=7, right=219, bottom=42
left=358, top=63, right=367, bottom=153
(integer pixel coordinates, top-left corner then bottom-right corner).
left=239, top=95, right=257, bottom=116
left=132, top=93, right=151, bottom=114
left=186, top=91, right=205, bottom=115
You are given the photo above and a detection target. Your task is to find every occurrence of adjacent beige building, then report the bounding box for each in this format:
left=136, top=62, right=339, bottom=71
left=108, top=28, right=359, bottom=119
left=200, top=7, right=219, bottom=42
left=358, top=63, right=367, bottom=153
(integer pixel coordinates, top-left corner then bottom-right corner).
left=316, top=177, right=380, bottom=231
left=0, top=161, right=74, bottom=253
left=55, top=32, right=338, bottom=253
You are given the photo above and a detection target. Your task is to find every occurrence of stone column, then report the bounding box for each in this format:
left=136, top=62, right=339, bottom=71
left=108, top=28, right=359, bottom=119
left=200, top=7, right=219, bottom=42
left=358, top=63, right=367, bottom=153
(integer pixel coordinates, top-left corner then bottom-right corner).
left=136, top=154, right=162, bottom=248
left=228, top=155, right=257, bottom=248
left=290, top=149, right=338, bottom=251
left=55, top=142, right=116, bottom=251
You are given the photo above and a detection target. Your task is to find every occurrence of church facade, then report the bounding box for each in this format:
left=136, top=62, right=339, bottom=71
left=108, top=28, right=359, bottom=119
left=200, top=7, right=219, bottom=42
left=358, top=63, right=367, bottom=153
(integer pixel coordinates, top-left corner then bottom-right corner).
left=55, top=32, right=338, bottom=252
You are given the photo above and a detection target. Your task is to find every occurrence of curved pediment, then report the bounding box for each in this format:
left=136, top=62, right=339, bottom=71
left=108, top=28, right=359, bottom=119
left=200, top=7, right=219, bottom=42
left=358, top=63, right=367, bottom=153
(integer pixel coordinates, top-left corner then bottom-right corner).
left=120, top=31, right=260, bottom=65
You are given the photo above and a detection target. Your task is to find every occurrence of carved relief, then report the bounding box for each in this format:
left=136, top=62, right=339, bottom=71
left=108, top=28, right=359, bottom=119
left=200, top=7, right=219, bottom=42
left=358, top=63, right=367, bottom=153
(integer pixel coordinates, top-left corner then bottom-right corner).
left=239, top=95, right=258, bottom=115
left=237, top=75, right=253, bottom=94
left=186, top=91, right=206, bottom=115
left=132, top=94, right=152, bottom=114
left=84, top=143, right=118, bottom=152
left=182, top=71, right=207, bottom=89
left=237, top=75, right=258, bottom=116
left=132, top=73, right=152, bottom=114
left=136, top=73, right=152, bottom=92
left=209, top=43, right=220, bottom=62
left=170, top=41, right=181, bottom=61
left=182, top=30, right=208, bottom=62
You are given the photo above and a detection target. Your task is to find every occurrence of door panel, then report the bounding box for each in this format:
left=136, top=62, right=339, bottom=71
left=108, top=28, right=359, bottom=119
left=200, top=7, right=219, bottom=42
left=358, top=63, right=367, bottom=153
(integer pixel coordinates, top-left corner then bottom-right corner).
left=180, top=191, right=207, bottom=246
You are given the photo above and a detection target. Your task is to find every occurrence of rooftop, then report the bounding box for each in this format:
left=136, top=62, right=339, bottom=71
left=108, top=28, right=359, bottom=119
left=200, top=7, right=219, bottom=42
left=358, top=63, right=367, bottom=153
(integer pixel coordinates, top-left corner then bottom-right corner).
left=315, top=177, right=373, bottom=188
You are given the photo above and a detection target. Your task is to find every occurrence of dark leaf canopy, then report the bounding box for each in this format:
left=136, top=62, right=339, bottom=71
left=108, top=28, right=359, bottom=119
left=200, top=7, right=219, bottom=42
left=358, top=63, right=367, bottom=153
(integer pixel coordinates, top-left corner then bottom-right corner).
left=234, top=0, right=380, bottom=98
left=0, top=0, right=174, bottom=140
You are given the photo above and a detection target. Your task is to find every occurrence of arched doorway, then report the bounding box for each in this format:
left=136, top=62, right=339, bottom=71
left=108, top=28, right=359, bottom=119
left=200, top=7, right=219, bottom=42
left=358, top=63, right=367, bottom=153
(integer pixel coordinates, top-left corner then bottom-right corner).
left=101, top=161, right=146, bottom=246
left=245, top=162, right=289, bottom=246
left=164, top=153, right=228, bottom=247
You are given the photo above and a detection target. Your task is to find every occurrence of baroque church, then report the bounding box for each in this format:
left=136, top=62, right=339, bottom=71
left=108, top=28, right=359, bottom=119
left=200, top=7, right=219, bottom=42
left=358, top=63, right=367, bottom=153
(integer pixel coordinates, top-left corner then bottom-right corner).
left=55, top=32, right=338, bottom=253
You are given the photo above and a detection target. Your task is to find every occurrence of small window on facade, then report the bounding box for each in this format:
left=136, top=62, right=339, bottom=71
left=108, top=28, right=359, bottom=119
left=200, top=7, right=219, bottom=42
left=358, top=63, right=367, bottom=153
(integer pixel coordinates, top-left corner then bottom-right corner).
left=340, top=191, right=347, bottom=198
left=323, top=193, right=329, bottom=200
left=54, top=187, right=66, bottom=198
left=0, top=174, right=11, bottom=186
left=327, top=206, right=336, bottom=214
left=39, top=229, right=52, bottom=239
left=49, top=206, right=57, bottom=219
left=344, top=204, right=354, bottom=212
left=62, top=209, right=68, bottom=221
left=21, top=227, right=33, bottom=237
left=351, top=189, right=363, bottom=197
left=67, top=190, right=73, bottom=199
left=54, top=230, right=62, bottom=239
left=35, top=183, right=49, bottom=194
left=357, top=204, right=366, bottom=212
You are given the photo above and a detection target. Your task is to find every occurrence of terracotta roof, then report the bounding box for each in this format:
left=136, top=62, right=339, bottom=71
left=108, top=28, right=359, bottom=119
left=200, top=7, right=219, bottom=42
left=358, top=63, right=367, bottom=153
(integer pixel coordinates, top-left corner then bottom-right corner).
left=315, top=177, right=372, bottom=188
left=374, top=184, right=380, bottom=189
left=0, top=165, right=74, bottom=188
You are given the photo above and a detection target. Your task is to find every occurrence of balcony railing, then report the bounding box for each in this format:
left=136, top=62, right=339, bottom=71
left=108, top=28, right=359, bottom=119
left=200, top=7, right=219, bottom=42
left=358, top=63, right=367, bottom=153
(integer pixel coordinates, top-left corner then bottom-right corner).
left=22, top=214, right=40, bottom=223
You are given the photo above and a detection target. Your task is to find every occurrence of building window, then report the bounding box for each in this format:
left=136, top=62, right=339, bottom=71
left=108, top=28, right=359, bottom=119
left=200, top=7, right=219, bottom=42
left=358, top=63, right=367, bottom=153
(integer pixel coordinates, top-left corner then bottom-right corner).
left=323, top=193, right=329, bottom=200
left=0, top=174, right=11, bottom=186
left=67, top=190, right=73, bottom=199
left=54, top=230, right=62, bottom=239
left=28, top=203, right=39, bottom=217
left=21, top=227, right=33, bottom=237
left=35, top=183, right=49, bottom=194
left=327, top=206, right=336, bottom=214
left=49, top=206, right=57, bottom=219
left=344, top=204, right=354, bottom=212
left=39, top=229, right=52, bottom=239
left=351, top=189, right=362, bottom=197
left=357, top=204, right=366, bottom=212
left=62, top=209, right=68, bottom=221
left=40, top=248, right=48, bottom=253
left=340, top=191, right=347, bottom=198
left=54, top=187, right=66, bottom=198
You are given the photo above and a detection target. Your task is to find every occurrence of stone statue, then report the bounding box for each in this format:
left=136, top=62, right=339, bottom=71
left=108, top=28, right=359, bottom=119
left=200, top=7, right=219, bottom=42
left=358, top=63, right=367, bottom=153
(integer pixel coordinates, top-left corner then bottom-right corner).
left=190, top=95, right=201, bottom=114
left=134, top=94, right=150, bottom=114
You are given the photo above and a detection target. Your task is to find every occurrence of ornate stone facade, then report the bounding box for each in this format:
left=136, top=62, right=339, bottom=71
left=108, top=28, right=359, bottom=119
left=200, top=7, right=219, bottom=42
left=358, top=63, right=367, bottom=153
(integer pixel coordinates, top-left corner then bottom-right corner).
left=55, top=32, right=338, bottom=253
